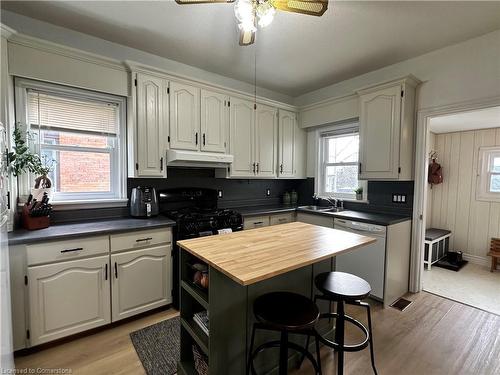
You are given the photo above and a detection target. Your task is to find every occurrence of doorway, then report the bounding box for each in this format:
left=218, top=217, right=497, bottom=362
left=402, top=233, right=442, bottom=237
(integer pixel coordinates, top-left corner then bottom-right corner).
left=416, top=105, right=500, bottom=315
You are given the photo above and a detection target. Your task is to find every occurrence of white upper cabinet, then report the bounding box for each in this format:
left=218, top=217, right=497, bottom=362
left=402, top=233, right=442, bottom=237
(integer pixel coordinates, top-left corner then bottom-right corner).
left=200, top=89, right=229, bottom=153
left=229, top=97, right=255, bottom=177
left=357, top=76, right=419, bottom=180
left=135, top=73, right=167, bottom=177
left=255, top=104, right=278, bottom=178
left=169, top=81, right=200, bottom=151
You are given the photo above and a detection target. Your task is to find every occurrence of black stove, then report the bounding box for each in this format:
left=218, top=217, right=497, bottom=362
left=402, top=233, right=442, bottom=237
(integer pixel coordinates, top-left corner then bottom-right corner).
left=158, top=188, right=243, bottom=307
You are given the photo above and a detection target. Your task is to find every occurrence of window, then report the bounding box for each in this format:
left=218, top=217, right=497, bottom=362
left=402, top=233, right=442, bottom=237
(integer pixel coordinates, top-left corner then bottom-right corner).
left=16, top=79, right=126, bottom=204
left=317, top=123, right=366, bottom=200
left=477, top=146, right=500, bottom=202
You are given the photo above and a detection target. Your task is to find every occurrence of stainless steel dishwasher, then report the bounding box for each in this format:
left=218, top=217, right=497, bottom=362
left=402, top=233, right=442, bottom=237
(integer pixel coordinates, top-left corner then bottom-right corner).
left=334, top=218, right=386, bottom=301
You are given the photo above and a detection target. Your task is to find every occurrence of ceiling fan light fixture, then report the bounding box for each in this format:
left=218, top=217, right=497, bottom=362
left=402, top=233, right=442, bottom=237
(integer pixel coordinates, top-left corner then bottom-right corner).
left=234, top=0, right=254, bottom=23
left=256, top=1, right=276, bottom=28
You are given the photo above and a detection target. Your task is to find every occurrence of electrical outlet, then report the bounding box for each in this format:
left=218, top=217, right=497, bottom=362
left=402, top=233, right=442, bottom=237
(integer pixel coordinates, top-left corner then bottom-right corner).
left=392, top=194, right=407, bottom=204
left=266, top=188, right=271, bottom=197
left=217, top=189, right=223, bottom=198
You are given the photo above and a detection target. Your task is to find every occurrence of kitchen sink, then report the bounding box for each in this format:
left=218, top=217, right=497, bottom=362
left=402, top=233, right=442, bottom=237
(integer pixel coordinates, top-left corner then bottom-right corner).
left=299, top=205, right=343, bottom=213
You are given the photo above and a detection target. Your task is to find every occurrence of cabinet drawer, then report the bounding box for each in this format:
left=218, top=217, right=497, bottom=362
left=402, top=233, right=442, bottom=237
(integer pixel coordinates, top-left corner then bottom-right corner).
left=110, top=228, right=172, bottom=253
left=27, top=236, right=109, bottom=266
left=270, top=213, right=294, bottom=226
left=243, top=216, right=270, bottom=230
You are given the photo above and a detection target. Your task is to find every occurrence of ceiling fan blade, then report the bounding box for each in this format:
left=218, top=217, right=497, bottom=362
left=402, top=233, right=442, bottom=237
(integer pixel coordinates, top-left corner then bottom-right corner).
left=175, top=0, right=235, bottom=4
left=239, top=28, right=255, bottom=46
left=271, top=0, right=328, bottom=16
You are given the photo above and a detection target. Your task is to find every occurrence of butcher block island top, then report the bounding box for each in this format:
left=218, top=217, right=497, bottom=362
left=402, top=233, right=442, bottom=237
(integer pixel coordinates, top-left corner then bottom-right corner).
left=177, top=221, right=376, bottom=286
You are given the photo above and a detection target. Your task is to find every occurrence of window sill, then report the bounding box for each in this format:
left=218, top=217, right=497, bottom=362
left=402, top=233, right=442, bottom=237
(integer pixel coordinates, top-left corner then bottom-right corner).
left=316, top=195, right=369, bottom=204
left=19, top=199, right=128, bottom=211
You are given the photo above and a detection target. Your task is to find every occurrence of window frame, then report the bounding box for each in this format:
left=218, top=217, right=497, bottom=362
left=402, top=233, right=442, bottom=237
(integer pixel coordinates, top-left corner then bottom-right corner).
left=315, top=122, right=367, bottom=201
left=14, top=78, right=127, bottom=206
left=477, top=146, right=500, bottom=202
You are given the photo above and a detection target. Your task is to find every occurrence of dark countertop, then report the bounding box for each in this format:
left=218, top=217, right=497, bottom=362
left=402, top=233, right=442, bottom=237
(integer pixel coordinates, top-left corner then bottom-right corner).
left=296, top=208, right=411, bottom=226
left=235, top=204, right=410, bottom=226
left=235, top=205, right=298, bottom=216
left=8, top=216, right=176, bottom=246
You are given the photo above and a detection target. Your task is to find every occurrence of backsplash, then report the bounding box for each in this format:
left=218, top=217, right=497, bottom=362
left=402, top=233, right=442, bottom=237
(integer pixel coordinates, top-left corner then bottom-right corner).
left=299, top=179, right=414, bottom=215
left=47, top=171, right=413, bottom=225
left=129, top=167, right=310, bottom=209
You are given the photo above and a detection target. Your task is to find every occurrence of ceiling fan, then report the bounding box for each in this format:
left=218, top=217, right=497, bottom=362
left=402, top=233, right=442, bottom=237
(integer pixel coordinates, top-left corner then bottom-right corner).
left=175, top=0, right=328, bottom=46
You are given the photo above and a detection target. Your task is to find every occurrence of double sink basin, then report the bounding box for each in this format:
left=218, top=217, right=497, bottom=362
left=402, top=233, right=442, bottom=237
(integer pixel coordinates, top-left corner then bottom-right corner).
left=298, top=205, right=344, bottom=213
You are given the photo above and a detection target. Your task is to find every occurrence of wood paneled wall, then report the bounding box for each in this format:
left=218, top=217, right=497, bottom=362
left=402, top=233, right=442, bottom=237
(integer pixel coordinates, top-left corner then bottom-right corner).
left=427, top=128, right=500, bottom=263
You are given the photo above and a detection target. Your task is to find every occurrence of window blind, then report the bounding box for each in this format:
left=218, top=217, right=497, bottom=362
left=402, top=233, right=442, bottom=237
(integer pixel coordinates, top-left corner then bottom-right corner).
left=320, top=123, right=358, bottom=138
left=28, top=90, right=119, bottom=135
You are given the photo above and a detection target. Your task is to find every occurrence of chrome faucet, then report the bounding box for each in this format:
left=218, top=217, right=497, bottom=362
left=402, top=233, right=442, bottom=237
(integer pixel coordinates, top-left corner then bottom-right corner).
left=326, top=196, right=338, bottom=208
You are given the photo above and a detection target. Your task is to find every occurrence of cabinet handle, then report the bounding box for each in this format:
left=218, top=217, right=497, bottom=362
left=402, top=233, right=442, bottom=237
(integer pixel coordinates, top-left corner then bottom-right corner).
left=114, top=262, right=118, bottom=279
left=60, top=247, right=83, bottom=253
left=136, top=237, right=153, bottom=242
left=252, top=162, right=256, bottom=174
left=359, top=162, right=362, bottom=173
left=203, top=133, right=206, bottom=146
left=256, top=163, right=259, bottom=173
left=254, top=221, right=263, bottom=225
left=105, top=264, right=108, bottom=280
left=280, top=164, right=283, bottom=174
left=195, top=132, right=198, bottom=145
left=160, top=157, right=164, bottom=171
left=278, top=218, right=287, bottom=222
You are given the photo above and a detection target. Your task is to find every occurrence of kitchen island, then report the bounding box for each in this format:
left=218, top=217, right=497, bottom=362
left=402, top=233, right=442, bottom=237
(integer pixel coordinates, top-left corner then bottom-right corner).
left=177, top=222, right=376, bottom=375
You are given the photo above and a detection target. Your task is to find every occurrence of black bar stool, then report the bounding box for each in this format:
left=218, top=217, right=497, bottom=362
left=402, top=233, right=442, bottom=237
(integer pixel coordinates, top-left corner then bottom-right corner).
left=310, top=271, right=377, bottom=375
left=247, top=291, right=322, bottom=375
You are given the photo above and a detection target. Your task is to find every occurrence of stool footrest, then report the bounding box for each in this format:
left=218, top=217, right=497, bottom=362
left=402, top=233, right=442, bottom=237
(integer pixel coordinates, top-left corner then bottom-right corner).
left=317, top=312, right=370, bottom=352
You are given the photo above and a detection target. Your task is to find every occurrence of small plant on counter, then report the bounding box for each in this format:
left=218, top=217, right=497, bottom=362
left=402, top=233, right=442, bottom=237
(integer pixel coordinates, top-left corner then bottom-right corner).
left=354, top=186, right=363, bottom=200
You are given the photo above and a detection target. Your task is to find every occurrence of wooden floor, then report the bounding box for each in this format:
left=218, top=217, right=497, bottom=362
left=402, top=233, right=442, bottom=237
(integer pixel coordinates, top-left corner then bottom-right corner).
left=15, top=292, right=500, bottom=375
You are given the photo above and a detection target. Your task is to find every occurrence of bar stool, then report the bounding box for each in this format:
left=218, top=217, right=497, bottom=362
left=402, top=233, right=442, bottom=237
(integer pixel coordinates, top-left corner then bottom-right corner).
left=247, top=291, right=322, bottom=375
left=312, top=272, right=377, bottom=375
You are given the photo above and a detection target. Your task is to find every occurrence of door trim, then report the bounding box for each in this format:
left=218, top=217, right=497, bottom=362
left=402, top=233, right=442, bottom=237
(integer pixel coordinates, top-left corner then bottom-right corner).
left=410, top=95, right=500, bottom=293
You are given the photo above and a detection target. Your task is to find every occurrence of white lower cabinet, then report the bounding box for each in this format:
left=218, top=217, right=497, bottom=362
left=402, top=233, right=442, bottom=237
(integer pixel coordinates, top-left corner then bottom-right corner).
left=28, top=255, right=111, bottom=346
left=244, top=212, right=295, bottom=229
left=111, top=245, right=171, bottom=322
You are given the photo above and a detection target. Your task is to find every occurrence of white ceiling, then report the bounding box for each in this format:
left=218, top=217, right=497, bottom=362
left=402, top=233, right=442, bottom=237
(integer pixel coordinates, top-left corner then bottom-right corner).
left=2, top=1, right=500, bottom=97
left=429, top=106, right=500, bottom=134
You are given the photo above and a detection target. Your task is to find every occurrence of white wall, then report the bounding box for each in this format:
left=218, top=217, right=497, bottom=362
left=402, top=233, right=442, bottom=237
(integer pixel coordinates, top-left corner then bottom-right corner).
left=428, top=128, right=500, bottom=264
left=0, top=10, right=293, bottom=105
left=295, top=29, right=500, bottom=112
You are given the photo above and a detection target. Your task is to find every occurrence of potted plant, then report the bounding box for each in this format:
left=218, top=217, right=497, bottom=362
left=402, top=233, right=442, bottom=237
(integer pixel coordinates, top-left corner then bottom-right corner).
left=354, top=186, right=363, bottom=200
left=7, top=123, right=55, bottom=200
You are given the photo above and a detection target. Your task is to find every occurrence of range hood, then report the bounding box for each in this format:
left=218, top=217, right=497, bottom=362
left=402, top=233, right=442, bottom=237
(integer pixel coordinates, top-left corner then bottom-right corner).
left=166, top=149, right=234, bottom=168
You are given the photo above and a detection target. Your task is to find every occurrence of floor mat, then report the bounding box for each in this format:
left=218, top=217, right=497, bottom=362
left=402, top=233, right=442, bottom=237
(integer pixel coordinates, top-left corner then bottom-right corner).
left=130, top=316, right=180, bottom=375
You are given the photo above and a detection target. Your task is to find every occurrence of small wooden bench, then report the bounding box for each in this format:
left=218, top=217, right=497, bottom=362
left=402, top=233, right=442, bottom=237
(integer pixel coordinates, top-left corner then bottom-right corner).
left=488, top=238, right=500, bottom=272
left=424, top=228, right=451, bottom=270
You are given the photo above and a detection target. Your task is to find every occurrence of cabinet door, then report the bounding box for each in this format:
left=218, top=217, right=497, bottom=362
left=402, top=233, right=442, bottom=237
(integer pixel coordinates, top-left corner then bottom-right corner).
left=28, top=255, right=111, bottom=346
left=201, top=89, right=228, bottom=153
left=278, top=110, right=296, bottom=178
left=229, top=97, right=255, bottom=177
left=359, top=84, right=402, bottom=180
left=111, top=245, right=171, bottom=322
left=169, top=81, right=200, bottom=151
left=255, top=104, right=278, bottom=178
left=136, top=73, right=167, bottom=177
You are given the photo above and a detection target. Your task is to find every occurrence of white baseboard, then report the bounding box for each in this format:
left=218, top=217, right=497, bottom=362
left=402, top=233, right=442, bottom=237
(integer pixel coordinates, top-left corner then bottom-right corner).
left=462, top=253, right=499, bottom=269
